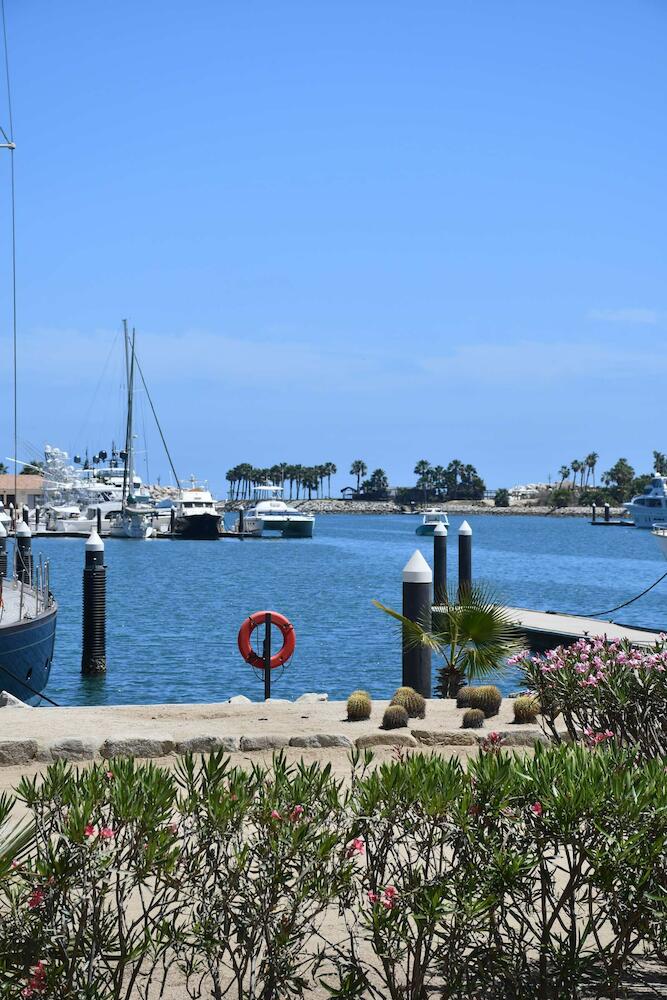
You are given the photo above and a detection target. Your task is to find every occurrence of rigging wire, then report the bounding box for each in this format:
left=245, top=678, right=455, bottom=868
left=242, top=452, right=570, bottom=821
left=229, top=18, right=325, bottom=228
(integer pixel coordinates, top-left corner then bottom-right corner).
left=583, top=569, right=667, bottom=620
left=134, top=350, right=181, bottom=491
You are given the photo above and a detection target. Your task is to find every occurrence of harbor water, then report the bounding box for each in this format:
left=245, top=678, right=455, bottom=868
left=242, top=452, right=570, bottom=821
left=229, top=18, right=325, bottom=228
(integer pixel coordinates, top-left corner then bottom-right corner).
left=32, top=514, right=667, bottom=707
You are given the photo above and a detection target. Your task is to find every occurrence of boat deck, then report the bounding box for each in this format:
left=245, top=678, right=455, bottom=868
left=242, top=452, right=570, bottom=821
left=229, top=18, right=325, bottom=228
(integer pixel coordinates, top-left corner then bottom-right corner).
left=0, top=578, right=42, bottom=626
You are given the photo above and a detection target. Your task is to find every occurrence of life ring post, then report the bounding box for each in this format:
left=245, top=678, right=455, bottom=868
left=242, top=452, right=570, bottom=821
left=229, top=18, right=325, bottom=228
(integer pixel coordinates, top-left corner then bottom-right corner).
left=263, top=611, right=272, bottom=700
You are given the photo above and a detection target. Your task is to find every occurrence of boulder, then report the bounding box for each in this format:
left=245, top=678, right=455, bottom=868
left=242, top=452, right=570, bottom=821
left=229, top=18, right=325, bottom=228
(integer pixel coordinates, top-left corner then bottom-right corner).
left=48, top=738, right=96, bottom=761
left=240, top=734, right=290, bottom=751
left=289, top=733, right=352, bottom=749
left=175, top=735, right=240, bottom=754
left=355, top=733, right=418, bottom=749
left=101, top=735, right=175, bottom=759
left=412, top=730, right=477, bottom=747
left=295, top=693, right=328, bottom=704
left=228, top=695, right=252, bottom=706
left=0, top=739, right=38, bottom=765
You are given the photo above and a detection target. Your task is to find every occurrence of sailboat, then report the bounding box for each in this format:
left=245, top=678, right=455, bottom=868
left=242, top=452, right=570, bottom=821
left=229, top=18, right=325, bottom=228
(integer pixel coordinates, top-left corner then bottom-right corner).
left=109, top=322, right=156, bottom=539
left=0, top=17, right=58, bottom=703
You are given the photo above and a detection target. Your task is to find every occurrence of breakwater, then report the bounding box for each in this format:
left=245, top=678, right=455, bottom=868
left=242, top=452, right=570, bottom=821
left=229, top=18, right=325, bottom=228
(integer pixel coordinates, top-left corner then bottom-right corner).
left=223, top=499, right=626, bottom=518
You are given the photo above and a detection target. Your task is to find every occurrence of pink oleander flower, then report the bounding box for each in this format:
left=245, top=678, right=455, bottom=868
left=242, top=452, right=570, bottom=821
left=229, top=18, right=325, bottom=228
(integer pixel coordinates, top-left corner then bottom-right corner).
left=84, top=823, right=97, bottom=838
left=382, top=885, right=398, bottom=909
left=289, top=805, right=304, bottom=821
left=530, top=802, right=543, bottom=817
left=27, top=887, right=45, bottom=910
left=367, top=890, right=379, bottom=903
left=270, top=809, right=282, bottom=820
left=105, top=770, right=114, bottom=780
left=22, top=960, right=47, bottom=997
left=167, top=821, right=179, bottom=835
left=99, top=827, right=114, bottom=840
left=346, top=836, right=365, bottom=858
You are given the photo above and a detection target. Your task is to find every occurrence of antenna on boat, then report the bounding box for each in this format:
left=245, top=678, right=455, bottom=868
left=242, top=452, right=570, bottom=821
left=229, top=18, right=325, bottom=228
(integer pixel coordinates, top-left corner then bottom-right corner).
left=1, top=0, right=18, bottom=517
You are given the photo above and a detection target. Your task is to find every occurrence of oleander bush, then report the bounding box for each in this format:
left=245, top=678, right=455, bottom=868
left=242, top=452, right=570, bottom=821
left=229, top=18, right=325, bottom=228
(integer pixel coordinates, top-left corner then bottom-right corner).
left=2, top=746, right=667, bottom=999
left=389, top=685, right=426, bottom=718
left=462, top=707, right=485, bottom=728
left=514, top=636, right=667, bottom=758
left=347, top=689, right=372, bottom=721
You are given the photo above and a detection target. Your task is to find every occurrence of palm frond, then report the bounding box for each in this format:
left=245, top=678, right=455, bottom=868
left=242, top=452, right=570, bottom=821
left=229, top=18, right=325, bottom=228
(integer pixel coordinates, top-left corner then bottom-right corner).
left=372, top=600, right=443, bottom=653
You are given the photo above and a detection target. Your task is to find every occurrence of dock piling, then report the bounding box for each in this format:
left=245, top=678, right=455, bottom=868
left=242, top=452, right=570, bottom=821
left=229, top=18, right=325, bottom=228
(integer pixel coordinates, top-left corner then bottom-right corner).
left=0, top=521, right=6, bottom=579
left=81, top=529, right=107, bottom=675
left=604, top=502, right=610, bottom=523
left=433, top=522, right=447, bottom=605
left=402, top=550, right=432, bottom=697
left=97, top=507, right=102, bottom=534
left=591, top=503, right=596, bottom=523
left=458, top=520, right=472, bottom=598
left=15, top=521, right=32, bottom=584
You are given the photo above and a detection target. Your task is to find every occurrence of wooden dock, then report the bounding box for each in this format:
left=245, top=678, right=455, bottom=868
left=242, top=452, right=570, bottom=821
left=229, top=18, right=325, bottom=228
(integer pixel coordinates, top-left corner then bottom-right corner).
left=502, top=607, right=663, bottom=651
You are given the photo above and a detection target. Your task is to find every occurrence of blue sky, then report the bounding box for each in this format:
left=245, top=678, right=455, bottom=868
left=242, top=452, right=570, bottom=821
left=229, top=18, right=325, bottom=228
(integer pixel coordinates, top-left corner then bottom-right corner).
left=0, top=0, right=665, bottom=494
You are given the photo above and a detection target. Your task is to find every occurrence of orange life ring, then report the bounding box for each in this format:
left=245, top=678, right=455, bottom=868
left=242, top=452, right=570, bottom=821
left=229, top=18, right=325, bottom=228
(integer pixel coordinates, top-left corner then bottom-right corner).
left=237, top=611, right=296, bottom=670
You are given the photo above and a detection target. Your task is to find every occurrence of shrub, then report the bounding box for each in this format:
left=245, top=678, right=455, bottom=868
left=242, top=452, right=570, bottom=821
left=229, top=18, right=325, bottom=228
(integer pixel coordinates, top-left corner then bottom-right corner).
left=347, top=690, right=371, bottom=721
left=494, top=488, right=510, bottom=508
left=513, top=694, right=540, bottom=723
left=462, top=708, right=485, bottom=728
left=466, top=685, right=502, bottom=718
left=382, top=704, right=409, bottom=729
left=456, top=686, right=473, bottom=708
left=390, top=686, right=426, bottom=719
left=549, top=487, right=571, bottom=508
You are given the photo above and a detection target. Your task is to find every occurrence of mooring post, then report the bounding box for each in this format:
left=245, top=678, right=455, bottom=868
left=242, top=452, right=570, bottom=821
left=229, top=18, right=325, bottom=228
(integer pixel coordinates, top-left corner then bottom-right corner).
left=458, top=520, right=472, bottom=599
left=22, top=505, right=29, bottom=525
left=604, top=502, right=610, bottom=523
left=433, top=522, right=447, bottom=606
left=8, top=503, right=14, bottom=531
left=170, top=508, right=175, bottom=536
left=97, top=507, right=102, bottom=534
left=263, top=611, right=272, bottom=700
left=591, top=503, right=596, bottom=523
left=35, top=506, right=40, bottom=531
left=402, top=550, right=432, bottom=697
left=15, top=521, right=33, bottom=584
left=239, top=508, right=244, bottom=535
left=81, top=529, right=107, bottom=675
left=0, top=520, right=7, bottom=579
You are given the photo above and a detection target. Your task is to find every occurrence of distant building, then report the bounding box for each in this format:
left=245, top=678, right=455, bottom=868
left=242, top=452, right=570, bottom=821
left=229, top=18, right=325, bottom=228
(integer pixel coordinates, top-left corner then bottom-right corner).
left=340, top=487, right=357, bottom=500
left=0, top=475, right=44, bottom=510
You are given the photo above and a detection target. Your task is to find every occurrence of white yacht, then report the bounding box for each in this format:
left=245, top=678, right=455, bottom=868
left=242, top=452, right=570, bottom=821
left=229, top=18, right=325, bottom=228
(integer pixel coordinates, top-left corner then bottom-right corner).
left=173, top=479, right=221, bottom=539
left=624, top=477, right=667, bottom=529
left=416, top=509, right=449, bottom=536
left=242, top=485, right=315, bottom=538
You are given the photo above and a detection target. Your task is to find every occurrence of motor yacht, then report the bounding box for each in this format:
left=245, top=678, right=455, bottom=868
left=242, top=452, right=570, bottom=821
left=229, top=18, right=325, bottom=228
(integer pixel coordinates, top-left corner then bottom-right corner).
left=624, top=477, right=667, bottom=529
left=173, top=479, right=221, bottom=539
left=242, top=485, right=315, bottom=538
left=415, top=509, right=449, bottom=536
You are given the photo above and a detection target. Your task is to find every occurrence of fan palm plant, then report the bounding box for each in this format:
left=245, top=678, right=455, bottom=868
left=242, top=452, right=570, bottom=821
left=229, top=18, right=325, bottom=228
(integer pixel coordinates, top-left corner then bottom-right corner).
left=373, top=584, right=524, bottom=697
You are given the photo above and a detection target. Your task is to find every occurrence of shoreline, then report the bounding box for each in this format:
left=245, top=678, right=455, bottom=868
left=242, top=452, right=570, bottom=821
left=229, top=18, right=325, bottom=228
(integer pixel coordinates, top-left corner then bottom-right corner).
left=224, top=500, right=625, bottom=518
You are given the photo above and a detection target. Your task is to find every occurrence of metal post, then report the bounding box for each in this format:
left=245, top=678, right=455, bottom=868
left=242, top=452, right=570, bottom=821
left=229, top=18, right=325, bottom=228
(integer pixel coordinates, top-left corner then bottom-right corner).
left=97, top=507, right=102, bottom=534
left=170, top=507, right=175, bottom=536
left=35, top=507, right=40, bottom=531
left=239, top=508, right=244, bottom=534
left=433, top=522, right=447, bottom=606
left=604, top=502, right=610, bottom=523
left=15, top=521, right=32, bottom=584
left=8, top=503, right=14, bottom=531
left=402, top=550, right=432, bottom=697
left=0, top=520, right=7, bottom=578
left=458, top=520, right=472, bottom=599
left=81, top=529, right=106, bottom=675
left=22, top=505, right=29, bottom=524
left=263, top=611, right=272, bottom=700
left=591, top=503, right=596, bottom=523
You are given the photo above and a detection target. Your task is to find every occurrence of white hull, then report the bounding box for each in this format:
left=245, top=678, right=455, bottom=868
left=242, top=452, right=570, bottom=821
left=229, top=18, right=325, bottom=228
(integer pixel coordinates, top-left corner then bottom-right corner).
left=652, top=528, right=667, bottom=559
left=624, top=477, right=667, bottom=528
left=110, top=510, right=155, bottom=539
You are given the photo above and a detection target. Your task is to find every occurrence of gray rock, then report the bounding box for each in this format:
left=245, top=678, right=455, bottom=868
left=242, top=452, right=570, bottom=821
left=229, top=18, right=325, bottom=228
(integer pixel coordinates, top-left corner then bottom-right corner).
left=240, top=734, right=290, bottom=751
left=265, top=698, right=291, bottom=705
left=48, top=738, right=96, bottom=762
left=412, top=729, right=477, bottom=746
left=228, top=695, right=252, bottom=705
left=295, top=693, right=329, bottom=704
left=498, top=730, right=551, bottom=747
left=0, top=739, right=38, bottom=765
left=101, top=735, right=175, bottom=759
left=289, top=733, right=352, bottom=749
left=0, top=690, right=32, bottom=708
left=175, top=735, right=241, bottom=754
left=355, top=732, right=418, bottom=749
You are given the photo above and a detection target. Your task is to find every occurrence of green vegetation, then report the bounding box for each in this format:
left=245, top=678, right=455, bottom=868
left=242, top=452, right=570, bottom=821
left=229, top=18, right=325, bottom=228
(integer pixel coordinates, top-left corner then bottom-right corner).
left=466, top=684, right=503, bottom=717
left=461, top=707, right=485, bottom=728
left=390, top=686, right=426, bottom=719
left=382, top=704, right=409, bottom=729
left=494, top=487, right=510, bottom=507
left=346, top=690, right=372, bottom=721
left=225, top=462, right=337, bottom=499
left=19, top=461, right=44, bottom=476
left=411, top=458, right=486, bottom=502
left=513, top=694, right=540, bottom=723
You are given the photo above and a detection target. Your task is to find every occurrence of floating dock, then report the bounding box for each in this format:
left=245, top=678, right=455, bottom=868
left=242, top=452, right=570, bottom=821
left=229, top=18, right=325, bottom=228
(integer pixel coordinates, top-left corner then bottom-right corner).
left=502, top=607, right=663, bottom=651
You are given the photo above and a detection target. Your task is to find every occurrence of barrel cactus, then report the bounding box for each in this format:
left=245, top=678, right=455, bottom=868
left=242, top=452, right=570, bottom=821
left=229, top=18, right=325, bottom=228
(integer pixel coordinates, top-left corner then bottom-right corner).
left=456, top=686, right=473, bottom=709
left=467, top=685, right=502, bottom=718
left=513, top=694, right=540, bottom=724
left=462, top=708, right=485, bottom=729
left=390, top=686, right=426, bottom=719
left=347, top=690, right=372, bottom=721
left=382, top=704, right=409, bottom=729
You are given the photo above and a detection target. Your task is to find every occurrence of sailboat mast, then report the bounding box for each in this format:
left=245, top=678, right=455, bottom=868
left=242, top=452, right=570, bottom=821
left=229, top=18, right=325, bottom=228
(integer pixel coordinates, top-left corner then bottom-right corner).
left=121, top=319, right=130, bottom=506
left=127, top=328, right=136, bottom=501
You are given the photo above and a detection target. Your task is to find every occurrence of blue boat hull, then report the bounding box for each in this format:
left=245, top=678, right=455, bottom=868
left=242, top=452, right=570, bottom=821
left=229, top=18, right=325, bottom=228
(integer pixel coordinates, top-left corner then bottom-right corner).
left=0, top=607, right=57, bottom=705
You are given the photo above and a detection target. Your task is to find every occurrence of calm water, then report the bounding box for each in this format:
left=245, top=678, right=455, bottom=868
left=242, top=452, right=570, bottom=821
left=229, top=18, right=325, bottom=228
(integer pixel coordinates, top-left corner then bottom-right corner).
left=31, top=514, right=667, bottom=706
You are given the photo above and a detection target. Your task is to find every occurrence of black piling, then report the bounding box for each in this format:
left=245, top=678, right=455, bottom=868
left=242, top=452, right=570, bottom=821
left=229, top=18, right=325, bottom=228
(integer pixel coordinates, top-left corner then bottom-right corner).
left=239, top=508, right=245, bottom=534
left=604, top=502, right=610, bottom=523
left=263, top=612, right=272, bottom=700
left=96, top=507, right=102, bottom=534
left=170, top=508, right=175, bottom=536
left=458, top=520, right=472, bottom=598
left=8, top=503, right=14, bottom=531
left=15, top=521, right=33, bottom=584
left=433, top=522, right=447, bottom=605
left=0, top=521, right=7, bottom=579
left=22, top=505, right=29, bottom=525
left=402, top=550, right=432, bottom=697
left=591, top=503, right=596, bottom=523
left=35, top=507, right=40, bottom=531
left=81, top=529, right=106, bottom=675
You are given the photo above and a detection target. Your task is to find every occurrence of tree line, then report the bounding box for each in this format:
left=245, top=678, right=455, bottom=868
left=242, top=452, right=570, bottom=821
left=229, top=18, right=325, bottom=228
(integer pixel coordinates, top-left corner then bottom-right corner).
left=410, top=459, right=486, bottom=502
left=226, top=463, right=338, bottom=500
left=551, top=451, right=667, bottom=505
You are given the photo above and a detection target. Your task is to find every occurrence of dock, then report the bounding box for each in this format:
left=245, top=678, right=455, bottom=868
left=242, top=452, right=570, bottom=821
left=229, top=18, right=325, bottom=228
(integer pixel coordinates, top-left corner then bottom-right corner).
left=502, top=607, right=663, bottom=651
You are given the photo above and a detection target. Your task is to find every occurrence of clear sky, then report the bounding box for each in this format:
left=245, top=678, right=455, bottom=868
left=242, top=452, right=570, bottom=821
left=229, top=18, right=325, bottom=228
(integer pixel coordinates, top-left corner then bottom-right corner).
left=0, top=0, right=665, bottom=494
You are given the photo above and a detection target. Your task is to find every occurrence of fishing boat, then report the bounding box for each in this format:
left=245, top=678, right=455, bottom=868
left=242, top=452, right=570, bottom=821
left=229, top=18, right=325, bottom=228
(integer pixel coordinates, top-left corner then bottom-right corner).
left=624, top=477, right=667, bottom=529
left=242, top=485, right=315, bottom=538
left=415, top=509, right=449, bottom=536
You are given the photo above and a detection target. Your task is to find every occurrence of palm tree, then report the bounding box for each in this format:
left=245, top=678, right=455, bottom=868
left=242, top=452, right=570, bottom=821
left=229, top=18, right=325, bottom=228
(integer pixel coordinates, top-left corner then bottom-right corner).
left=350, top=460, right=367, bottom=494
left=0, top=462, right=7, bottom=475
left=557, top=465, right=570, bottom=489
left=374, top=584, right=523, bottom=698
left=324, top=462, right=337, bottom=497
left=414, top=459, right=432, bottom=505
left=570, top=460, right=582, bottom=491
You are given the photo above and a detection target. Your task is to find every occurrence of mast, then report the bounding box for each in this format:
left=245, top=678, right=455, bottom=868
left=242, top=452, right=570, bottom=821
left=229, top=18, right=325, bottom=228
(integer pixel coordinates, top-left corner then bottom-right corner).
left=120, top=319, right=131, bottom=508
left=127, top=328, right=136, bottom=503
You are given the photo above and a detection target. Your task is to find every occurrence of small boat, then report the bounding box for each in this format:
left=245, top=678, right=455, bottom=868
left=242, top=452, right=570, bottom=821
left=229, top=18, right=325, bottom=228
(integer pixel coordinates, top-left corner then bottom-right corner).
left=415, top=509, right=449, bottom=536
left=624, top=477, right=667, bottom=529
left=173, top=480, right=221, bottom=539
left=651, top=526, right=667, bottom=559
left=243, top=485, right=315, bottom=538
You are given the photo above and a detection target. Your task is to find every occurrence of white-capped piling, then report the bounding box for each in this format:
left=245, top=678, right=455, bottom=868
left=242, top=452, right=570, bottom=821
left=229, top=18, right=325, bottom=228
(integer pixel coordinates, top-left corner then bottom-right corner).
left=22, top=505, right=29, bottom=524
left=96, top=507, right=102, bottom=534
left=402, top=550, right=432, bottom=697
left=433, top=522, right=447, bottom=605
left=81, top=529, right=106, bottom=675
left=458, top=520, right=472, bottom=598
left=15, top=520, right=32, bottom=584
left=8, top=502, right=14, bottom=531
left=591, top=503, right=597, bottom=523
left=604, top=502, right=610, bottom=523
left=0, top=520, right=6, bottom=579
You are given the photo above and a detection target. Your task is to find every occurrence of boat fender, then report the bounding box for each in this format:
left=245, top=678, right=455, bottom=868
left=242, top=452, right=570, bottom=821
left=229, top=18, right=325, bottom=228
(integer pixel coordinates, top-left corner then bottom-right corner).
left=237, top=611, right=296, bottom=669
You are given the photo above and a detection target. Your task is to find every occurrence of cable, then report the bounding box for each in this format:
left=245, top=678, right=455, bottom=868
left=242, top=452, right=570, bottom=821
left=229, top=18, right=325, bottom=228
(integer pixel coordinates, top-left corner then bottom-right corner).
left=584, top=570, right=667, bottom=619
left=134, top=351, right=181, bottom=490
left=0, top=662, right=60, bottom=707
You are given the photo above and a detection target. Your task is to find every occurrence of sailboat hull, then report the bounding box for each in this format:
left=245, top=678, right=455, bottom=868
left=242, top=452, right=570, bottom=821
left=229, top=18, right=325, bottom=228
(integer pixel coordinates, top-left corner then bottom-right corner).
left=0, top=606, right=57, bottom=705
